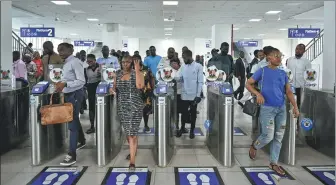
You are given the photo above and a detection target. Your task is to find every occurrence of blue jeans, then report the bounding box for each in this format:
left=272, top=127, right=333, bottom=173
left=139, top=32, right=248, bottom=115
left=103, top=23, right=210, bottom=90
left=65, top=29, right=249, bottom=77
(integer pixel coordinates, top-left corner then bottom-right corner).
left=253, top=105, right=287, bottom=164
left=64, top=89, right=85, bottom=157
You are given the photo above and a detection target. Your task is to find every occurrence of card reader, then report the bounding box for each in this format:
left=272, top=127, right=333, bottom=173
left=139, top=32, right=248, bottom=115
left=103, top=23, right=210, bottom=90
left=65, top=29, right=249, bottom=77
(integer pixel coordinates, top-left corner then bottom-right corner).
left=96, top=82, right=110, bottom=94
left=221, top=82, right=233, bottom=95
left=32, top=81, right=49, bottom=94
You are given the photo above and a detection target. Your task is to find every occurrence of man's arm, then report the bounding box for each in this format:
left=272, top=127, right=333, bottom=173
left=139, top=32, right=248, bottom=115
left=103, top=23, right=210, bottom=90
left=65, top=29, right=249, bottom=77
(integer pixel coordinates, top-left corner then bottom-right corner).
left=66, top=61, right=86, bottom=88
left=196, top=65, right=204, bottom=97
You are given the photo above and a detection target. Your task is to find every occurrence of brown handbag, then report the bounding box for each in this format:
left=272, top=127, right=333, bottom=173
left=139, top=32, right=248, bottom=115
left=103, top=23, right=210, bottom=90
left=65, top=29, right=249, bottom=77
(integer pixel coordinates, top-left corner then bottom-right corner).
left=40, top=93, right=73, bottom=125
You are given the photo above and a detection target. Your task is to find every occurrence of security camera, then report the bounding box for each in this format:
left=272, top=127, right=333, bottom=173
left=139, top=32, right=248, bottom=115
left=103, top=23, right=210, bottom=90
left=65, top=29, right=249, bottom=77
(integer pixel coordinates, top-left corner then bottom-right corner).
left=55, top=17, right=60, bottom=21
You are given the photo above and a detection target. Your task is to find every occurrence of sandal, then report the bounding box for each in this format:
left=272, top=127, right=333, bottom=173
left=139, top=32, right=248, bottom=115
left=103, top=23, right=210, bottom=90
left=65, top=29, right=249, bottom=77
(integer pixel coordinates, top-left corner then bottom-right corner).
left=249, top=141, right=257, bottom=160
left=129, top=164, right=135, bottom=171
left=269, top=163, right=285, bottom=176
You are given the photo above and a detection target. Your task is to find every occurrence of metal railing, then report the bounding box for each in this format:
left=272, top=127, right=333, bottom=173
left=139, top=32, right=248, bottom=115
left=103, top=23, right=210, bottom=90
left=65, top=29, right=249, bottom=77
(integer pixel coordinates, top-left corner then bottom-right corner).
left=305, top=29, right=324, bottom=62
left=12, top=31, right=32, bottom=56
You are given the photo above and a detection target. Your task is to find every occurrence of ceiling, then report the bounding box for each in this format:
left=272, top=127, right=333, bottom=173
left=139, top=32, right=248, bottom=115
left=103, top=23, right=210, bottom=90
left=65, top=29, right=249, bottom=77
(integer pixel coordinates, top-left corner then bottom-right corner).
left=11, top=0, right=324, bottom=40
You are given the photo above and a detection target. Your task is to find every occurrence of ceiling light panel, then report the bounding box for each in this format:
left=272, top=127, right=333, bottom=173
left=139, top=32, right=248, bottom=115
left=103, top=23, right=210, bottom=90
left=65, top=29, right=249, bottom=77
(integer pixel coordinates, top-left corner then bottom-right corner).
left=164, top=18, right=174, bottom=22
left=165, top=33, right=172, bottom=35
left=265, top=11, right=281, bottom=14
left=164, top=28, right=173, bottom=30
left=70, top=33, right=78, bottom=35
left=163, top=1, right=179, bottom=6
left=70, top=10, right=85, bottom=14
left=249, top=19, right=261, bottom=22
left=279, top=28, right=287, bottom=31
left=87, top=18, right=99, bottom=21
left=233, top=28, right=239, bottom=30
left=51, top=1, right=71, bottom=5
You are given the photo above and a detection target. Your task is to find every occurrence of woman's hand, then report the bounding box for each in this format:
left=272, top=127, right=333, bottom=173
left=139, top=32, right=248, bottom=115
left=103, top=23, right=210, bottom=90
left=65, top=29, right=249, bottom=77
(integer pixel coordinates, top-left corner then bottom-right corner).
left=109, top=88, right=116, bottom=95
left=134, top=59, right=141, bottom=72
left=256, top=94, right=265, bottom=105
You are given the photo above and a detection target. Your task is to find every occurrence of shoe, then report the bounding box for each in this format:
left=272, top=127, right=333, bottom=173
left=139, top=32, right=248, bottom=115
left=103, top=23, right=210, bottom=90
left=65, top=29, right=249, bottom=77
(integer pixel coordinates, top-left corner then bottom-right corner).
left=129, top=164, right=135, bottom=171
left=197, top=111, right=200, bottom=114
left=144, top=126, right=151, bottom=133
left=86, top=128, right=95, bottom=134
left=80, top=109, right=84, bottom=114
left=176, top=130, right=182, bottom=137
left=189, top=132, right=195, bottom=139
left=76, top=142, right=86, bottom=151
left=60, top=154, right=76, bottom=166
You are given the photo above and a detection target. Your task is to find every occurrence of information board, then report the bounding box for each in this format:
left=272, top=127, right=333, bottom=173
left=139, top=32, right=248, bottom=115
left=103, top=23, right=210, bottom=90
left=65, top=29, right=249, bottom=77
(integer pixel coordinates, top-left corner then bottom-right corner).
left=20, top=27, right=55, bottom=37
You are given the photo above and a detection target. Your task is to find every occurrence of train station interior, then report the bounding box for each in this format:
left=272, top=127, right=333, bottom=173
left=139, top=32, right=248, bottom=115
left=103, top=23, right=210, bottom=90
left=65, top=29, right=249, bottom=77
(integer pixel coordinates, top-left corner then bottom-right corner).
left=0, top=0, right=335, bottom=185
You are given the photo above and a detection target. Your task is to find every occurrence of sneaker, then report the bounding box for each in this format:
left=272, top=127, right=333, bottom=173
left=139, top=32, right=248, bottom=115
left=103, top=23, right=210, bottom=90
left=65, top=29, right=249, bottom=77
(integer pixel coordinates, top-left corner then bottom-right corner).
left=189, top=132, right=195, bottom=139
left=76, top=142, right=86, bottom=151
left=80, top=109, right=84, bottom=114
left=60, top=154, right=76, bottom=166
left=144, top=126, right=151, bottom=133
left=86, top=128, right=95, bottom=134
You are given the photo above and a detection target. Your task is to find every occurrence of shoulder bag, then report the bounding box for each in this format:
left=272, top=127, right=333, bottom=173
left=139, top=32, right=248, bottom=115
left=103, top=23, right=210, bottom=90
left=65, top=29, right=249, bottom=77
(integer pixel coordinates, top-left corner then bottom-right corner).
left=243, top=68, right=264, bottom=117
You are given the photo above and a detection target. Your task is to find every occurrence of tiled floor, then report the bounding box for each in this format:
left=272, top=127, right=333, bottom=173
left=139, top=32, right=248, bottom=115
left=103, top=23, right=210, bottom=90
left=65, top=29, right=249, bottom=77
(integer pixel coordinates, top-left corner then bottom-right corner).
left=1, top=97, right=334, bottom=185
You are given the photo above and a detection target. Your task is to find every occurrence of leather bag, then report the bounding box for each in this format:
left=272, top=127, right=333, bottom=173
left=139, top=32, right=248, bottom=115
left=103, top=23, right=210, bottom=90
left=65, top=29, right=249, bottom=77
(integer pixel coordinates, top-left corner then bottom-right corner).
left=40, top=93, right=73, bottom=125
left=243, top=68, right=264, bottom=117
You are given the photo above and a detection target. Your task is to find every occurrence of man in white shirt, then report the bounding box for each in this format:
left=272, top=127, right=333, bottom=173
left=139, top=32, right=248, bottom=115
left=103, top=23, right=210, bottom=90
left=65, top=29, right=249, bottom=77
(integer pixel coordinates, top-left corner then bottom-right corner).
left=286, top=44, right=311, bottom=109
left=157, top=47, right=176, bottom=70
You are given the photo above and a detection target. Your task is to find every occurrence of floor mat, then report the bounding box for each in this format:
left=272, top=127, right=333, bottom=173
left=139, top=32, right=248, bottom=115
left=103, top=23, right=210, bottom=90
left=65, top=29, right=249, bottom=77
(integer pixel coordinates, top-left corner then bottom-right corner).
left=101, top=167, right=151, bottom=185
left=241, top=166, right=295, bottom=185
left=302, top=165, right=335, bottom=185
left=174, top=167, right=225, bottom=185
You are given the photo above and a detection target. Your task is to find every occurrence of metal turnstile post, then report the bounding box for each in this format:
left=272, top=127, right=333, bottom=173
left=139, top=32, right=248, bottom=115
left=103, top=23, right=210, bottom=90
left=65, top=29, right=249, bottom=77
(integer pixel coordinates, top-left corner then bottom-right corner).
left=153, top=95, right=174, bottom=167
left=30, top=93, right=66, bottom=166
left=96, top=95, right=112, bottom=167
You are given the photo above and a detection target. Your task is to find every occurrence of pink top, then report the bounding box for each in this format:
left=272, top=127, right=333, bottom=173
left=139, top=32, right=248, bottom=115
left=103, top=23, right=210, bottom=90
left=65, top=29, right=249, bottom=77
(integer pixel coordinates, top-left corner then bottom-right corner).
left=13, top=59, right=27, bottom=80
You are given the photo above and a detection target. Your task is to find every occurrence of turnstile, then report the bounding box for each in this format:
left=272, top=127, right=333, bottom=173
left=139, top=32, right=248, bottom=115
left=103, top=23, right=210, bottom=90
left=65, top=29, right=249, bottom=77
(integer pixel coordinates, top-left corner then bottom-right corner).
left=206, top=83, right=234, bottom=167
left=152, top=83, right=176, bottom=167
left=96, top=83, right=123, bottom=167
left=30, top=82, right=66, bottom=166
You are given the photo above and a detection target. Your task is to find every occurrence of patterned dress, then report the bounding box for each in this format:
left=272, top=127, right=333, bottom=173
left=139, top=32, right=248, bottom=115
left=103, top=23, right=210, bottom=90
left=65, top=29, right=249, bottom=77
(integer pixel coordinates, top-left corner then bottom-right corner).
left=116, top=70, right=144, bottom=136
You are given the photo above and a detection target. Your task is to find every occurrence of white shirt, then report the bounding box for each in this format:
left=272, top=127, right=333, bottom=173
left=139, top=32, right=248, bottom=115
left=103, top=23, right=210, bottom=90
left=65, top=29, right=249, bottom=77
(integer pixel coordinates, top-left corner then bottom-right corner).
left=286, top=56, right=311, bottom=88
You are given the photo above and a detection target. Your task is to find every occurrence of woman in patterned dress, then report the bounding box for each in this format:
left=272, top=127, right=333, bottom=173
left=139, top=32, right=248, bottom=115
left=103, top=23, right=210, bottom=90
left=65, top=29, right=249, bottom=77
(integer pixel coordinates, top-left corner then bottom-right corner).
left=110, top=56, right=144, bottom=170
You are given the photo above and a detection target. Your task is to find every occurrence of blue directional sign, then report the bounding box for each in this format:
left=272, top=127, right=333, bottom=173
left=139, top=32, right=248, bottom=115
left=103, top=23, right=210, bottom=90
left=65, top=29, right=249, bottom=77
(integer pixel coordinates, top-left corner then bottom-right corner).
left=20, top=27, right=55, bottom=37
left=101, top=167, right=151, bottom=185
left=175, top=167, right=224, bottom=185
left=74, top=41, right=95, bottom=47
left=27, top=166, right=87, bottom=185
left=303, top=165, right=335, bottom=185
left=301, top=118, right=314, bottom=131
left=237, top=41, right=258, bottom=47
left=241, top=166, right=295, bottom=185
left=288, top=28, right=321, bottom=38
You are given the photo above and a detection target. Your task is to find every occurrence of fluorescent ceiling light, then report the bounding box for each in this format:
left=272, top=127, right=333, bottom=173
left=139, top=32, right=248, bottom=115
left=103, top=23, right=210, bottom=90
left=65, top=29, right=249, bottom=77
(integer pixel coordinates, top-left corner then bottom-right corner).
left=165, top=33, right=172, bottom=36
left=164, top=18, right=174, bottom=22
left=87, top=18, right=99, bottom=21
left=266, top=11, right=281, bottom=14
left=249, top=19, right=261, bottom=22
left=279, top=28, right=287, bottom=31
left=70, top=33, right=78, bottom=36
left=233, top=28, right=239, bottom=31
left=164, top=28, right=173, bottom=30
left=51, top=1, right=71, bottom=5
left=163, top=1, right=179, bottom=5
left=243, top=38, right=251, bottom=40
left=258, top=34, right=265, bottom=36
left=70, top=10, right=85, bottom=14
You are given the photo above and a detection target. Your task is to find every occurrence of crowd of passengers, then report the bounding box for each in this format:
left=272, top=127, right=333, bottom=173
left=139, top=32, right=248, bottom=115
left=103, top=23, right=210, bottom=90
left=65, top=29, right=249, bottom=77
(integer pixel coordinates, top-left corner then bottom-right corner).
left=13, top=40, right=307, bottom=175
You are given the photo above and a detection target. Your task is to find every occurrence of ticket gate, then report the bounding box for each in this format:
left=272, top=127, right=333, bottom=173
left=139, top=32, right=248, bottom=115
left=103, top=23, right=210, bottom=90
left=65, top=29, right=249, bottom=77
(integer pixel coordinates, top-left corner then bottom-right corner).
left=206, top=82, right=234, bottom=167
left=30, top=82, right=67, bottom=166
left=95, top=82, right=123, bottom=167
left=152, top=82, right=176, bottom=167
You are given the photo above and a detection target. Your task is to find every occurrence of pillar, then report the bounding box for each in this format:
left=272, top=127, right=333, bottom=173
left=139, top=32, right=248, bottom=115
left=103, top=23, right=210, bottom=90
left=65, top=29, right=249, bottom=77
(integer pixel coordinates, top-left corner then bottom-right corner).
left=0, top=1, right=12, bottom=77
left=102, top=23, right=121, bottom=50
left=322, top=1, right=335, bottom=90
left=211, top=24, right=232, bottom=54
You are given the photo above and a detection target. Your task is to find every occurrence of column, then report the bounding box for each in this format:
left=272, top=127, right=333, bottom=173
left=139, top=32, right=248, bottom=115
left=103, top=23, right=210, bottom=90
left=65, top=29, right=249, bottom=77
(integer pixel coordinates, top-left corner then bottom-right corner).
left=0, top=1, right=12, bottom=75
left=322, top=1, right=335, bottom=90
left=211, top=24, right=232, bottom=54
left=101, top=23, right=121, bottom=50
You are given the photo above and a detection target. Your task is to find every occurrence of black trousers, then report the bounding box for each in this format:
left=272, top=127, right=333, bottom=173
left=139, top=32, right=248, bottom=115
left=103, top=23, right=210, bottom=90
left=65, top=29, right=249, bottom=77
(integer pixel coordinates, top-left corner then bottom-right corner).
left=234, top=77, right=246, bottom=100
left=295, top=88, right=301, bottom=109
left=180, top=100, right=198, bottom=132
left=87, top=82, right=100, bottom=127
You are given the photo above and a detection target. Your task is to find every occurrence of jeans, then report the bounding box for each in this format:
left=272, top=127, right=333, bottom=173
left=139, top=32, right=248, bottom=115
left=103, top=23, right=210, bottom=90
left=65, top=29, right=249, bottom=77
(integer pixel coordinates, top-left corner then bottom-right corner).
left=253, top=105, right=287, bottom=164
left=64, top=88, right=86, bottom=157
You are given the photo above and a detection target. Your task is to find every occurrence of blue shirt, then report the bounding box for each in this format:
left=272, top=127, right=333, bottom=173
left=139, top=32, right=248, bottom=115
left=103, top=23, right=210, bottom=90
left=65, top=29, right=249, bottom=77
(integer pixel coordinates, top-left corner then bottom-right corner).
left=143, top=55, right=162, bottom=77
left=180, top=62, right=204, bottom=101
left=252, top=66, right=288, bottom=107
left=97, top=56, right=120, bottom=70
left=62, top=55, right=86, bottom=93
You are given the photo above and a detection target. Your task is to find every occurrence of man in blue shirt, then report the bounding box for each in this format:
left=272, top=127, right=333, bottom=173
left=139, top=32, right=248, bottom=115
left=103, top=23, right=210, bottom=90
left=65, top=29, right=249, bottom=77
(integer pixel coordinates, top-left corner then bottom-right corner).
left=246, top=47, right=299, bottom=176
left=176, top=50, right=204, bottom=139
left=97, top=46, right=120, bottom=70
left=143, top=46, right=162, bottom=77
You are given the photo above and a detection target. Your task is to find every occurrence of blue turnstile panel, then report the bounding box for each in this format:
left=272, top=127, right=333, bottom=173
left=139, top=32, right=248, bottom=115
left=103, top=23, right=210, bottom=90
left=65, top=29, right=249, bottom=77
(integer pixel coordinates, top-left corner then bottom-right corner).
left=221, top=82, right=233, bottom=95
left=96, top=82, right=111, bottom=95
left=31, top=81, right=49, bottom=94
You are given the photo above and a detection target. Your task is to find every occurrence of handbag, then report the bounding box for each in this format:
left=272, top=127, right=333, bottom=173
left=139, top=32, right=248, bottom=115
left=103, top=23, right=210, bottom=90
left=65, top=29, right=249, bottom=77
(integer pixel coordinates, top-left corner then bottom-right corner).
left=243, top=68, right=264, bottom=116
left=40, top=93, right=73, bottom=125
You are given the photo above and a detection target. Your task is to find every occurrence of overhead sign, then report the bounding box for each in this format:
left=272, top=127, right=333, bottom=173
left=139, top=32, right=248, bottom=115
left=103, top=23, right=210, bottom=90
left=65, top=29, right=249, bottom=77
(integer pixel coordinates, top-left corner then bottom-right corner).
left=234, top=127, right=247, bottom=136
left=27, top=166, right=87, bottom=185
left=20, top=27, right=55, bottom=37
left=175, top=167, right=224, bottom=185
left=241, top=166, right=295, bottom=185
left=205, top=40, right=212, bottom=48
left=74, top=41, right=95, bottom=47
left=288, top=28, right=321, bottom=38
left=101, top=167, right=151, bottom=185
left=303, top=165, right=335, bottom=185
left=237, top=41, right=258, bottom=47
